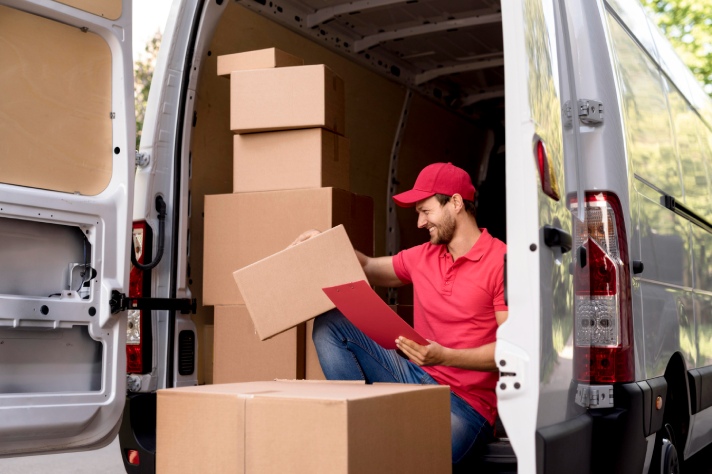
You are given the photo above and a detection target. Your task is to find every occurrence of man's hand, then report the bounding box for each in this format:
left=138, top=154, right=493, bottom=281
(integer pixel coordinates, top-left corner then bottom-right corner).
left=396, top=337, right=448, bottom=366
left=289, top=229, right=320, bottom=248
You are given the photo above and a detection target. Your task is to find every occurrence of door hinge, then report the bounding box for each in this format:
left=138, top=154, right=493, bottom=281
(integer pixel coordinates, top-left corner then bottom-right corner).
left=110, top=290, right=196, bottom=315
left=564, top=99, right=604, bottom=126
left=575, top=383, right=614, bottom=409
left=135, top=151, right=150, bottom=168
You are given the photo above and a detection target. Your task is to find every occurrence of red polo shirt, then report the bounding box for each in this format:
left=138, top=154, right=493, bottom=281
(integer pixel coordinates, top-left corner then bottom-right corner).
left=392, top=229, right=507, bottom=426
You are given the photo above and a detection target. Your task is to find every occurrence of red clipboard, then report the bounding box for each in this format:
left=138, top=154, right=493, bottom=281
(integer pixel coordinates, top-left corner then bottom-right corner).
left=322, top=280, right=428, bottom=350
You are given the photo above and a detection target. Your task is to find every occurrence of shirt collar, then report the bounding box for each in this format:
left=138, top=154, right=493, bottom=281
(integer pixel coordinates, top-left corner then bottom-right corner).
left=439, top=228, right=492, bottom=262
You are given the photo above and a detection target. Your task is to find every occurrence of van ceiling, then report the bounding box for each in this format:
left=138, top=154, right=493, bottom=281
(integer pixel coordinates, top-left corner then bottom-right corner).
left=237, top=0, right=504, bottom=119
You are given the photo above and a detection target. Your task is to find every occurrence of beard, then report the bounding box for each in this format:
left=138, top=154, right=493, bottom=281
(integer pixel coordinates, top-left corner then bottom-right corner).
left=429, top=209, right=456, bottom=245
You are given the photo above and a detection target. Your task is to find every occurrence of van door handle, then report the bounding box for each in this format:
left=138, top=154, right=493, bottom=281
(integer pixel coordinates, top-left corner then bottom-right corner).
left=543, top=225, right=572, bottom=253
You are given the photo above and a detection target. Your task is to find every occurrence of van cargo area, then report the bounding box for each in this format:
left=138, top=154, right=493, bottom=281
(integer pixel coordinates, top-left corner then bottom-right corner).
left=188, top=0, right=508, bottom=373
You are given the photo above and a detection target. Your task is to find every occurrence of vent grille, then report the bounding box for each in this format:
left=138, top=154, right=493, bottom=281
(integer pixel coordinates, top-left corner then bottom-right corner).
left=178, top=330, right=195, bottom=376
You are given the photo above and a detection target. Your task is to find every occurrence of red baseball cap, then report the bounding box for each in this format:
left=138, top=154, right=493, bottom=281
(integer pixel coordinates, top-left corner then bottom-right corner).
left=392, top=162, right=476, bottom=207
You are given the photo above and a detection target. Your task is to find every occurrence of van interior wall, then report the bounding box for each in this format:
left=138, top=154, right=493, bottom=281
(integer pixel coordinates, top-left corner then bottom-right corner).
left=190, top=3, right=490, bottom=382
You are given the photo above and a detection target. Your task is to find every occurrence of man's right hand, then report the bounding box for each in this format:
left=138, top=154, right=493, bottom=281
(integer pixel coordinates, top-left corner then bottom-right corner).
left=289, top=229, right=321, bottom=248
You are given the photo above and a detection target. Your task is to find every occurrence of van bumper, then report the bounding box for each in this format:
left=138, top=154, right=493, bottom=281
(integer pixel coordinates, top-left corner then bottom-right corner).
left=536, top=381, right=662, bottom=474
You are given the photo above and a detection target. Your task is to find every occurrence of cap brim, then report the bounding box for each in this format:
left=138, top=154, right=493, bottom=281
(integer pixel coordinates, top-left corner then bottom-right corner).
left=392, top=189, right=435, bottom=207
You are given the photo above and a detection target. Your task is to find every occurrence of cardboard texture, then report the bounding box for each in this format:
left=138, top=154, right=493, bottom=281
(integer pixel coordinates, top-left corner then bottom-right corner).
left=233, top=226, right=367, bottom=340
left=213, top=305, right=306, bottom=383
left=217, top=47, right=303, bottom=76
left=305, top=319, right=326, bottom=380
left=203, top=188, right=373, bottom=306
left=203, top=324, right=214, bottom=384
left=156, top=380, right=451, bottom=474
left=233, top=128, right=350, bottom=193
left=230, top=64, right=346, bottom=134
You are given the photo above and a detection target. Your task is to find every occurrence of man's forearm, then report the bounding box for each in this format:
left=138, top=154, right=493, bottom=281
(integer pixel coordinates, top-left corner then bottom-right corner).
left=442, top=342, right=498, bottom=371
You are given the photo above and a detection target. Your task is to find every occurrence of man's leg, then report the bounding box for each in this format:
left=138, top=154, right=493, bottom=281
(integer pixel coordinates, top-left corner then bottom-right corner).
left=311, top=309, right=426, bottom=384
left=313, top=309, right=493, bottom=464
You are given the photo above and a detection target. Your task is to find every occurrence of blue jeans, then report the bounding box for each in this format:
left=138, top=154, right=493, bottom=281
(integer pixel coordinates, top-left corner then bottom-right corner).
left=312, top=309, right=493, bottom=464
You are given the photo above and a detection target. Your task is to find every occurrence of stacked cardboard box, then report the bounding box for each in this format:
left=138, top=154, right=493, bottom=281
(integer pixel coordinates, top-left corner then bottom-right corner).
left=205, top=48, right=374, bottom=383
left=157, top=381, right=451, bottom=474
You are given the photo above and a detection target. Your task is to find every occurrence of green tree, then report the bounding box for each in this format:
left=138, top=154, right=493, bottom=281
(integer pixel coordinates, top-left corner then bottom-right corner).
left=134, top=30, right=162, bottom=149
left=642, top=0, right=712, bottom=95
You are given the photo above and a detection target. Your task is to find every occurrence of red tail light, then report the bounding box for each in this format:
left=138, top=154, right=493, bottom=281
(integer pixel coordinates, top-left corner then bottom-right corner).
left=127, top=221, right=149, bottom=374
left=572, top=192, right=633, bottom=383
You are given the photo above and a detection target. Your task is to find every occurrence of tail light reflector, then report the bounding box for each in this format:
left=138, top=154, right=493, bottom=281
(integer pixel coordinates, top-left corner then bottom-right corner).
left=127, top=221, right=149, bottom=374
left=572, top=191, right=633, bottom=383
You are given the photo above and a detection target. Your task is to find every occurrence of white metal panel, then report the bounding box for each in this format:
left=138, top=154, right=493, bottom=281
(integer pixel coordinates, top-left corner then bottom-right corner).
left=0, top=0, right=133, bottom=456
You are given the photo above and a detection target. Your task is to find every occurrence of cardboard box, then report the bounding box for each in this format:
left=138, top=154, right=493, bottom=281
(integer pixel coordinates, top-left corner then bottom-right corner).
left=230, top=64, right=345, bottom=135
left=203, top=324, right=214, bottom=384
left=233, top=225, right=367, bottom=340
left=157, top=380, right=451, bottom=474
left=217, top=48, right=303, bottom=76
left=305, top=319, right=326, bottom=380
left=203, top=188, right=373, bottom=306
left=214, top=305, right=306, bottom=383
left=233, top=128, right=350, bottom=193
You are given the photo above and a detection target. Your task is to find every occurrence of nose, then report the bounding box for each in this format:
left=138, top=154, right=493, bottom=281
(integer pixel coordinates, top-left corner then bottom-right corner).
left=417, top=213, right=427, bottom=228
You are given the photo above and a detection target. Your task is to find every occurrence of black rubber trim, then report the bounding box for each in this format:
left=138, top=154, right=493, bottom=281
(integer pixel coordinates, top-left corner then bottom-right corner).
left=119, top=393, right=156, bottom=474
left=537, top=382, right=651, bottom=474
left=536, top=414, right=592, bottom=474
left=660, top=195, right=712, bottom=234
left=647, top=377, right=667, bottom=436
left=688, top=366, right=712, bottom=414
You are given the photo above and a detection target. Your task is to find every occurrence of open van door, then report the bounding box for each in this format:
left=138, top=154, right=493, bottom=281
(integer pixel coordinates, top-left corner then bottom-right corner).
left=498, top=0, right=591, bottom=471
left=0, top=0, right=133, bottom=456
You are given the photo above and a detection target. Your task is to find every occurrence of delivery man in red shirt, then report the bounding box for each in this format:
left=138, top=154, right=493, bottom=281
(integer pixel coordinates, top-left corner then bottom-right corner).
left=293, top=162, right=508, bottom=467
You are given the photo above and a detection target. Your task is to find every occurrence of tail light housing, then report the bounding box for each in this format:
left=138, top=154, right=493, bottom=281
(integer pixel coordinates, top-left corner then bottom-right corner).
left=127, top=221, right=152, bottom=374
left=536, top=139, right=561, bottom=201
left=572, top=191, right=634, bottom=383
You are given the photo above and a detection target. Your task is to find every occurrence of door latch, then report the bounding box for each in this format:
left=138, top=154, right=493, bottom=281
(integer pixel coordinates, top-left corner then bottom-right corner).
left=564, top=99, right=604, bottom=126
left=110, top=290, right=196, bottom=315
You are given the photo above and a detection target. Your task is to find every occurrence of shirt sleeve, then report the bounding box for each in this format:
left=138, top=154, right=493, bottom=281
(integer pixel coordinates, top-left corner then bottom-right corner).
left=493, top=253, right=508, bottom=311
left=392, top=247, right=414, bottom=284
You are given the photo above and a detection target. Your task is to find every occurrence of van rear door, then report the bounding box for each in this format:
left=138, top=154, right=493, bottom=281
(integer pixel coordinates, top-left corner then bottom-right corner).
left=0, top=0, right=133, bottom=455
left=498, top=0, right=589, bottom=471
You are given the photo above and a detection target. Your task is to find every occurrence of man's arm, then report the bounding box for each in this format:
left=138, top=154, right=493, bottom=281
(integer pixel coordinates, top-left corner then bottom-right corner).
left=355, top=250, right=405, bottom=288
left=290, top=229, right=405, bottom=288
left=396, top=311, right=508, bottom=371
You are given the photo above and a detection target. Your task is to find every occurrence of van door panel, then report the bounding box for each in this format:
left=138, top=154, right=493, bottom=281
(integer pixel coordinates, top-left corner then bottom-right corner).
left=0, top=0, right=132, bottom=456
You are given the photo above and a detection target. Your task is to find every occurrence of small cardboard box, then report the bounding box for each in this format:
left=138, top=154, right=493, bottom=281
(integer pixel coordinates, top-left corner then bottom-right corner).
left=233, top=128, right=350, bottom=193
left=156, top=380, right=451, bottom=474
left=213, top=305, right=306, bottom=383
left=203, top=188, right=373, bottom=306
left=233, top=225, right=366, bottom=340
left=230, top=64, right=345, bottom=135
left=305, top=319, right=326, bottom=380
left=217, top=48, right=303, bottom=76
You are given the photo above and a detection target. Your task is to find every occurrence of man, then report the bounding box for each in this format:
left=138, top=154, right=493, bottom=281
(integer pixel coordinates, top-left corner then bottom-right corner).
left=292, top=162, right=508, bottom=466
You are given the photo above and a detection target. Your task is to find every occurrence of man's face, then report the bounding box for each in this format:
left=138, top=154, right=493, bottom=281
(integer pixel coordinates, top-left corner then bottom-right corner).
left=415, top=196, right=455, bottom=245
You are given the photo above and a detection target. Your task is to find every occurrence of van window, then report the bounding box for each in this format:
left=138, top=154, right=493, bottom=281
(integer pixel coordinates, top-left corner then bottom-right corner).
left=665, top=79, right=712, bottom=221
left=0, top=5, right=112, bottom=196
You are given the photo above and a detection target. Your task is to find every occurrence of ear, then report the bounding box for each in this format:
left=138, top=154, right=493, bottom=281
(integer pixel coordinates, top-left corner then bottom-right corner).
left=450, top=194, right=464, bottom=213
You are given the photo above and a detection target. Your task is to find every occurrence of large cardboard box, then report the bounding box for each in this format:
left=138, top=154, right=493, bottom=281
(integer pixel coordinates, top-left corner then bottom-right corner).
left=230, top=64, right=345, bottom=135
left=233, top=225, right=367, bottom=340
left=214, top=305, right=306, bottom=383
left=156, top=380, right=451, bottom=474
left=217, top=48, right=303, bottom=76
left=203, top=188, right=373, bottom=306
left=233, top=128, right=350, bottom=193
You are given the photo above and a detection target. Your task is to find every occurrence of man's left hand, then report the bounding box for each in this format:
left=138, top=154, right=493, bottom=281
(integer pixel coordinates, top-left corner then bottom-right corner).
left=396, top=337, right=448, bottom=366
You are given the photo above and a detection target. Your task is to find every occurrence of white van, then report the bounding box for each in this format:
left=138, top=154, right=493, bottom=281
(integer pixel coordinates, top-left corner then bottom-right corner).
left=1, top=0, right=711, bottom=472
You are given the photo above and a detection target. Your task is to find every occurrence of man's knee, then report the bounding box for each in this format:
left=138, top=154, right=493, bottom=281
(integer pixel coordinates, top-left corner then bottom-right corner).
left=312, top=309, right=347, bottom=344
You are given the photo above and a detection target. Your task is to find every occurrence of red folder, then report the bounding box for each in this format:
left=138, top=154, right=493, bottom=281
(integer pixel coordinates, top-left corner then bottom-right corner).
left=322, top=280, right=428, bottom=349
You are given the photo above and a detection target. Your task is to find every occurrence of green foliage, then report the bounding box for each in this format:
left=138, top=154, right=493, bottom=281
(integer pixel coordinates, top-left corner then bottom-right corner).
left=134, top=31, right=162, bottom=150
left=642, top=0, right=712, bottom=95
